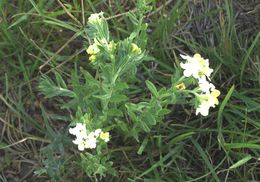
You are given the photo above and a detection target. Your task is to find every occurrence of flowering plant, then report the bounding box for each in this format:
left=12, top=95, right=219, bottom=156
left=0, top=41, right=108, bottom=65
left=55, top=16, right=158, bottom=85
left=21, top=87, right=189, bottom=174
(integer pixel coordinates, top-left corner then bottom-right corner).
left=38, top=1, right=220, bottom=179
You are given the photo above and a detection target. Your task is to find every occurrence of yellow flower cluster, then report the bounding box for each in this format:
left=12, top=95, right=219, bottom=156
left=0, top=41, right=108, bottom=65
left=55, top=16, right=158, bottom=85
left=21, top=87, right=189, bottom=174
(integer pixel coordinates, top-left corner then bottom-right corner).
left=87, top=43, right=100, bottom=62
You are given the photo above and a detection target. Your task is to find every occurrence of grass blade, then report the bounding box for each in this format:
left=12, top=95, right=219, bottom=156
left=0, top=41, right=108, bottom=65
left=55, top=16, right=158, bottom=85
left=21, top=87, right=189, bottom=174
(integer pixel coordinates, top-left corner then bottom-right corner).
left=229, top=155, right=252, bottom=169
left=217, top=85, right=235, bottom=147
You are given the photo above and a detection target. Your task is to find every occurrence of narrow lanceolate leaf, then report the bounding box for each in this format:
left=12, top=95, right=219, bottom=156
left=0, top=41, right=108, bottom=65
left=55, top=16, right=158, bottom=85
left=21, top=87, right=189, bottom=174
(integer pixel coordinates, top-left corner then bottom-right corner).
left=144, top=112, right=156, bottom=125
left=137, top=137, right=148, bottom=155
left=229, top=155, right=252, bottom=169
left=145, top=80, right=159, bottom=97
left=39, top=77, right=75, bottom=98
left=169, top=132, right=195, bottom=145
left=217, top=85, right=235, bottom=147
left=110, top=94, right=128, bottom=103
left=224, top=143, right=260, bottom=150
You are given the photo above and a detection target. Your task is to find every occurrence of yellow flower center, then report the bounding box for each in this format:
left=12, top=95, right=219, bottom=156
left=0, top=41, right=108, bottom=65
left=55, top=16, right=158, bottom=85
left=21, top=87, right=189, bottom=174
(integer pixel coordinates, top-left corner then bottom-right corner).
left=175, top=83, right=186, bottom=90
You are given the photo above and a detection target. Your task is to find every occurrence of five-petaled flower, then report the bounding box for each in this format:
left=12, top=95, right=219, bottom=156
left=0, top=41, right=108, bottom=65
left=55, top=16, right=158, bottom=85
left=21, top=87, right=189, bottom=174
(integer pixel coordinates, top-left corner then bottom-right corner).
left=100, top=132, right=110, bottom=142
left=195, top=89, right=221, bottom=116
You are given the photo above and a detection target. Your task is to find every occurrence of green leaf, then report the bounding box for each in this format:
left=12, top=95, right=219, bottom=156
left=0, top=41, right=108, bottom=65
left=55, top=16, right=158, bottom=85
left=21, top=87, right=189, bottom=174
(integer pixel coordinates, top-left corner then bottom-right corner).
left=217, top=85, right=235, bottom=147
left=139, top=120, right=150, bottom=132
left=107, top=109, right=123, bottom=117
left=137, top=137, right=148, bottom=155
left=144, top=112, right=156, bottom=125
left=229, top=155, right=252, bottom=169
left=8, top=10, right=33, bottom=29
left=43, top=20, right=79, bottom=32
left=157, top=108, right=171, bottom=116
left=55, top=72, right=67, bottom=89
left=114, top=82, right=129, bottom=91
left=145, top=80, right=158, bottom=97
left=224, top=143, right=260, bottom=150
left=110, top=94, right=128, bottom=103
left=169, top=132, right=195, bottom=145
left=39, top=76, right=75, bottom=98
left=93, top=94, right=111, bottom=100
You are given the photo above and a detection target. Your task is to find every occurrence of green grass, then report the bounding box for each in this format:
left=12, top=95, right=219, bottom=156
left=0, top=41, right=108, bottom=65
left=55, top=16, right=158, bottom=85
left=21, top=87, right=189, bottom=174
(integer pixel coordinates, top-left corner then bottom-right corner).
left=1, top=0, right=259, bottom=181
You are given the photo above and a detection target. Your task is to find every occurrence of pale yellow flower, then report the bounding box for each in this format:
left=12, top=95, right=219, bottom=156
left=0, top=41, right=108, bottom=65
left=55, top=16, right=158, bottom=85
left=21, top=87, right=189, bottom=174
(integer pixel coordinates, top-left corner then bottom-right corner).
left=131, top=43, right=141, bottom=54
left=87, top=44, right=100, bottom=55
left=89, top=55, right=96, bottom=62
left=88, top=12, right=103, bottom=24
left=175, top=83, right=186, bottom=90
left=108, top=41, right=116, bottom=52
left=210, top=89, right=221, bottom=106
left=196, top=89, right=221, bottom=116
left=100, top=132, right=110, bottom=142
